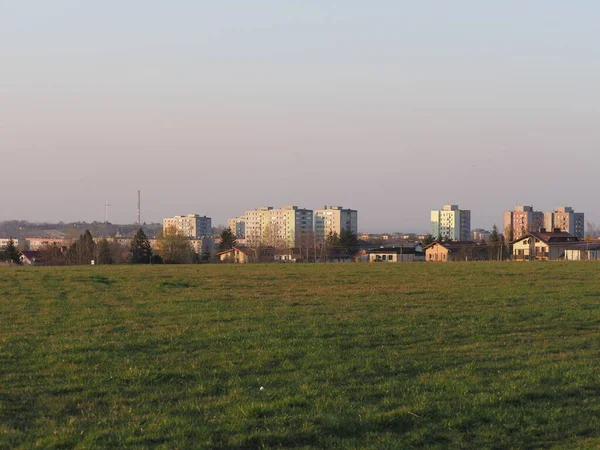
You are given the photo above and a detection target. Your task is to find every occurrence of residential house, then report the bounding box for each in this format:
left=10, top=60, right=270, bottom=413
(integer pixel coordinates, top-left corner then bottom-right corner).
left=217, top=247, right=252, bottom=264
left=19, top=250, right=42, bottom=266
left=564, top=242, right=600, bottom=261
left=363, top=245, right=425, bottom=262
left=512, top=229, right=580, bottom=261
left=424, top=241, right=487, bottom=262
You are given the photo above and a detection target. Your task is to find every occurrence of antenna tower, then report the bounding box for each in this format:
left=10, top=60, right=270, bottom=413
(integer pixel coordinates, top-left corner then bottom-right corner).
left=137, top=190, right=141, bottom=225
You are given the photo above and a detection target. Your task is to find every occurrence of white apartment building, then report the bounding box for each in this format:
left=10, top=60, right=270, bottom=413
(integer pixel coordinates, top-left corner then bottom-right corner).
left=0, top=238, right=21, bottom=249
left=544, top=206, right=585, bottom=239
left=431, top=205, right=471, bottom=241
left=314, top=206, right=358, bottom=241
left=163, top=214, right=212, bottom=238
left=242, top=207, right=273, bottom=247
left=233, top=206, right=313, bottom=248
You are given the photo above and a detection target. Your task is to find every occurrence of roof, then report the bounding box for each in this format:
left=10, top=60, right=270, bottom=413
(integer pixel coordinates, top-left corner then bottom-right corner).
left=367, top=246, right=423, bottom=255
left=562, top=242, right=600, bottom=251
left=514, top=231, right=579, bottom=245
left=20, top=250, right=41, bottom=258
left=423, top=241, right=485, bottom=252
left=216, top=246, right=250, bottom=256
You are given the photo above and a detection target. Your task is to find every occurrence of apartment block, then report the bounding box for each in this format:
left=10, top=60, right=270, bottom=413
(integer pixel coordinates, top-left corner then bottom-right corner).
left=314, top=205, right=358, bottom=241
left=503, top=205, right=545, bottom=240
left=227, top=217, right=246, bottom=238
left=544, top=206, right=585, bottom=239
left=431, top=205, right=471, bottom=241
left=242, top=207, right=273, bottom=247
left=233, top=206, right=313, bottom=248
left=163, top=214, right=212, bottom=238
left=0, top=238, right=21, bottom=249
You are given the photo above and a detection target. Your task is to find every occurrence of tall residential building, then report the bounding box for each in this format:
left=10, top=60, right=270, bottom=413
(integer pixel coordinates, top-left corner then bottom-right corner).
left=544, top=206, right=585, bottom=239
left=163, top=214, right=212, bottom=238
left=242, top=207, right=273, bottom=247
left=233, top=206, right=313, bottom=248
left=227, top=217, right=246, bottom=238
left=503, top=205, right=544, bottom=240
left=431, top=205, right=471, bottom=241
left=314, top=205, right=358, bottom=241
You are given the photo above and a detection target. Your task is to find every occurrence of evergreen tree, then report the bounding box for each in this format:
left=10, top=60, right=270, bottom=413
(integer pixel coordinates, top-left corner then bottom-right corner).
left=97, top=238, right=113, bottom=264
left=488, top=225, right=501, bottom=260
left=339, top=229, right=359, bottom=254
left=218, top=227, right=237, bottom=252
left=422, top=234, right=435, bottom=246
left=130, top=228, right=153, bottom=264
left=5, top=238, right=20, bottom=264
left=79, top=230, right=96, bottom=264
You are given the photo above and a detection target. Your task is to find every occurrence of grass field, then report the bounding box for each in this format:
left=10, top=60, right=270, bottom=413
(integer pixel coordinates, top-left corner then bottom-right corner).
left=1, top=263, right=599, bottom=449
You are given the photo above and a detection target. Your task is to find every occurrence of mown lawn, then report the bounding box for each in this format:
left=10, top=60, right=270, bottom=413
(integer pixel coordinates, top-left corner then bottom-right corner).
left=1, top=263, right=599, bottom=449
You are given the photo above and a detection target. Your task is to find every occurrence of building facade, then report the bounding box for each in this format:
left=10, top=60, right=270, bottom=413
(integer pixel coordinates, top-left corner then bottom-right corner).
left=163, top=214, right=212, bottom=238
left=512, top=230, right=579, bottom=261
left=430, top=205, right=471, bottom=241
left=543, top=206, right=584, bottom=239
left=0, top=238, right=21, bottom=249
left=234, top=206, right=313, bottom=248
left=227, top=217, right=246, bottom=238
left=503, top=205, right=545, bottom=240
left=314, top=205, right=358, bottom=241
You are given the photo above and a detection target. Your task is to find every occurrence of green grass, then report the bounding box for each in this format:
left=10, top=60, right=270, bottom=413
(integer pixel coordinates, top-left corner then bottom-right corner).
left=1, top=263, right=599, bottom=449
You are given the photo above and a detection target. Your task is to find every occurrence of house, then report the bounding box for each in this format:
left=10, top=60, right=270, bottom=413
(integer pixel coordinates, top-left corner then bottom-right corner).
left=424, top=241, right=487, bottom=262
left=217, top=247, right=252, bottom=263
left=512, top=229, right=579, bottom=261
left=363, top=245, right=425, bottom=262
left=217, top=246, right=277, bottom=263
left=564, top=242, right=600, bottom=261
left=19, top=251, right=42, bottom=266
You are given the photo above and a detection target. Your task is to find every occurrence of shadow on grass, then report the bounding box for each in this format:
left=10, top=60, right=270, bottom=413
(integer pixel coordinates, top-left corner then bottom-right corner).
left=0, top=392, right=38, bottom=433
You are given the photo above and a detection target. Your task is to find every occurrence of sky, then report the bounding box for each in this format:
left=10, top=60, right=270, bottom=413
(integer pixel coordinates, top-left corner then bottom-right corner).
left=2, top=1, right=599, bottom=232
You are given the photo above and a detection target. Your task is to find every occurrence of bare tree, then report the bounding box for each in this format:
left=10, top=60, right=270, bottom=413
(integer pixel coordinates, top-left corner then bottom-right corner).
left=156, top=226, right=193, bottom=264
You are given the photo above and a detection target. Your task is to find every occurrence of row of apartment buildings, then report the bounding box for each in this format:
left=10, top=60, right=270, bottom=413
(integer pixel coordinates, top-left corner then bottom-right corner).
left=431, top=204, right=585, bottom=242
left=228, top=205, right=358, bottom=248
left=503, top=205, right=584, bottom=240
left=161, top=206, right=359, bottom=249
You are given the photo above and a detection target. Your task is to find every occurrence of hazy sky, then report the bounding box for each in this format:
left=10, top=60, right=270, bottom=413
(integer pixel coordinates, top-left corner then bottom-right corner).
left=2, top=1, right=599, bottom=232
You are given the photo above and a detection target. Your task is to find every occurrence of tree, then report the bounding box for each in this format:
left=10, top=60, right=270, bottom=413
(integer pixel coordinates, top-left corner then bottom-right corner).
left=422, top=234, right=435, bottom=246
left=156, top=226, right=193, bottom=264
left=488, top=225, right=502, bottom=261
left=130, top=228, right=152, bottom=264
left=4, top=238, right=20, bottom=264
left=219, top=227, right=237, bottom=252
left=97, top=238, right=113, bottom=264
left=80, top=230, right=96, bottom=264
left=339, top=229, right=359, bottom=254
left=38, top=243, right=67, bottom=266
left=326, top=231, right=340, bottom=248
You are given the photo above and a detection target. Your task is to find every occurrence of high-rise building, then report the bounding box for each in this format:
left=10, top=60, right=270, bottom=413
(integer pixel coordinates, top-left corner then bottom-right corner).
left=431, top=205, right=471, bottom=241
left=232, top=206, right=313, bottom=248
left=163, top=214, right=212, bottom=238
left=227, top=217, right=246, bottom=238
left=314, top=206, right=358, bottom=241
left=503, top=205, right=544, bottom=240
left=544, top=206, right=585, bottom=239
